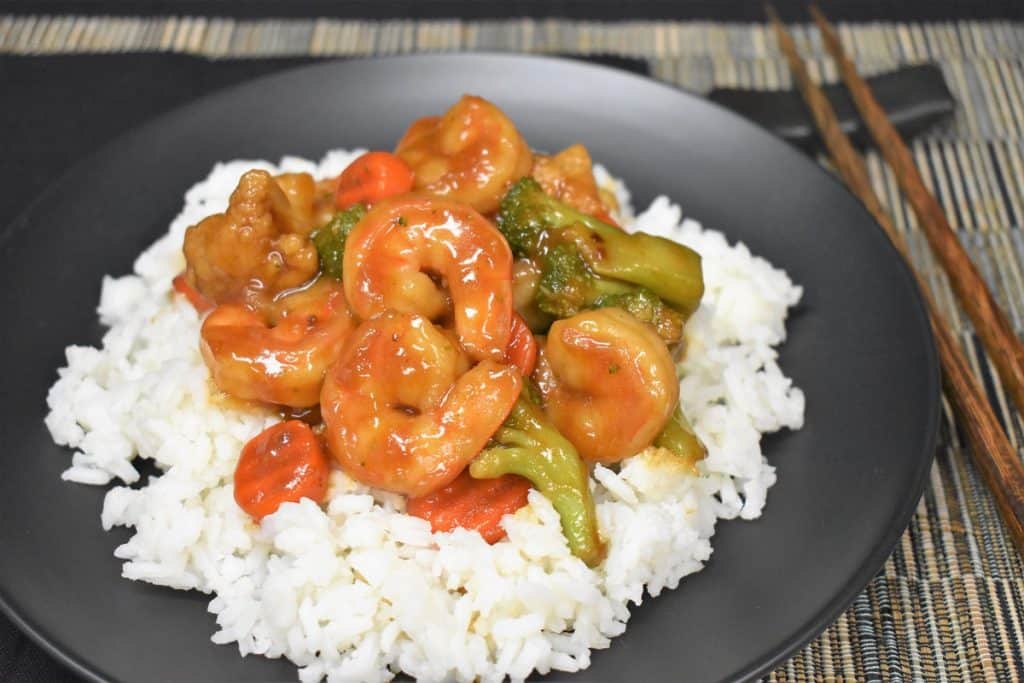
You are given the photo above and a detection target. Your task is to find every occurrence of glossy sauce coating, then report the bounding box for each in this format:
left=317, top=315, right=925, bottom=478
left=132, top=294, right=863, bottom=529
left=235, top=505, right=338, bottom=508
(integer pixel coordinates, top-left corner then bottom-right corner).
left=200, top=278, right=356, bottom=407
left=334, top=151, right=415, bottom=209
left=234, top=420, right=331, bottom=520
left=510, top=258, right=553, bottom=332
left=532, top=144, right=617, bottom=223
left=343, top=195, right=514, bottom=362
left=395, top=95, right=533, bottom=214
left=321, top=311, right=522, bottom=497
left=172, top=274, right=214, bottom=313
left=183, top=170, right=327, bottom=309
left=505, top=312, right=538, bottom=376
left=180, top=96, right=705, bottom=553
left=406, top=471, right=532, bottom=543
left=539, top=308, right=678, bottom=464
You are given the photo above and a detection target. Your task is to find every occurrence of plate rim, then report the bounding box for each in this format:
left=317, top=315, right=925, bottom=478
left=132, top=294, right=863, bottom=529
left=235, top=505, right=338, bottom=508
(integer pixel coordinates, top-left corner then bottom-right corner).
left=0, top=52, right=942, bottom=683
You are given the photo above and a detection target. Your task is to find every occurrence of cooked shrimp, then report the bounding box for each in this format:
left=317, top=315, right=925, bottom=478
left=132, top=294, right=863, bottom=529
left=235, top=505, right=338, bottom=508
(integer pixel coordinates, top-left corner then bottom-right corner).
left=343, top=195, right=514, bottom=362
left=532, top=144, right=617, bottom=224
left=183, top=170, right=322, bottom=308
left=538, top=308, right=678, bottom=464
left=395, top=95, right=533, bottom=214
left=511, top=258, right=553, bottom=332
left=505, top=312, right=538, bottom=376
left=200, top=278, right=355, bottom=408
left=321, top=311, right=523, bottom=497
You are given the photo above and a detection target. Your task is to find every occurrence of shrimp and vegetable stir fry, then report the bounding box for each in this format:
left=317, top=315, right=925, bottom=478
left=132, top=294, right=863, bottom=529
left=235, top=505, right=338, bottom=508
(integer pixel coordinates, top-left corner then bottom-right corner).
left=179, top=95, right=705, bottom=566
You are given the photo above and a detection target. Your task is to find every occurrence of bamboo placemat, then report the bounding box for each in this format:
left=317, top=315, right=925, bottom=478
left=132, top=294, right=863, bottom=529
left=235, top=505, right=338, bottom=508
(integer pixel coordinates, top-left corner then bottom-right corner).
left=3, top=15, right=1024, bottom=682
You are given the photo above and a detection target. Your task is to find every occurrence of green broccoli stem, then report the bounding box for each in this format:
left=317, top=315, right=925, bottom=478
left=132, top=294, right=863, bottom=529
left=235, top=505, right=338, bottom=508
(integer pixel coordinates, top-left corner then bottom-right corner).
left=654, top=404, right=707, bottom=472
left=563, top=217, right=704, bottom=317
left=470, top=389, right=605, bottom=567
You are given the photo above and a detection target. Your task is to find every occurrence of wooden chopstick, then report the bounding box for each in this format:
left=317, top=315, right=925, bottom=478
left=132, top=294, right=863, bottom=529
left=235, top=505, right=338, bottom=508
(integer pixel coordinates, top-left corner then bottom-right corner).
left=808, top=5, right=1024, bottom=421
left=766, top=6, right=1024, bottom=555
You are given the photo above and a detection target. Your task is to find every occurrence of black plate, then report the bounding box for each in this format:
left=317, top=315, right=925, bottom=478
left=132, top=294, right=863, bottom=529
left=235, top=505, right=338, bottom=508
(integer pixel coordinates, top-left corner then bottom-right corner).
left=0, top=54, right=939, bottom=682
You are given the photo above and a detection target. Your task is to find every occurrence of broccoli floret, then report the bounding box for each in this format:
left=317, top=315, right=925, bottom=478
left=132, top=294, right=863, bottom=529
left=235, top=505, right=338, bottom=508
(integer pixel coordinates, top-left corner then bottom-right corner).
left=498, top=177, right=584, bottom=258
left=535, top=242, right=685, bottom=344
left=534, top=243, right=595, bottom=318
left=311, top=204, right=367, bottom=279
left=497, top=177, right=704, bottom=316
left=470, top=383, right=604, bottom=567
left=592, top=287, right=685, bottom=344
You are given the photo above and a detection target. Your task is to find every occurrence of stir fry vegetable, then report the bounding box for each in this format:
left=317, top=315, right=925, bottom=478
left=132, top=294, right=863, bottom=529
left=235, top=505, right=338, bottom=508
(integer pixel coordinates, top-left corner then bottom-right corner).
left=334, top=151, right=414, bottom=209
left=311, top=203, right=367, bottom=280
left=537, top=242, right=686, bottom=343
left=497, top=177, right=704, bottom=317
left=234, top=420, right=331, bottom=520
left=654, top=405, right=708, bottom=472
left=471, top=384, right=604, bottom=567
left=183, top=170, right=323, bottom=310
left=407, top=471, right=532, bottom=543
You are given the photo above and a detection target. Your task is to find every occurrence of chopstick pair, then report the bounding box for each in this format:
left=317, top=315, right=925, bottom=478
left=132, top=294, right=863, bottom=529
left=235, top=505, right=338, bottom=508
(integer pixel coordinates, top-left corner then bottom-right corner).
left=766, top=6, right=1024, bottom=555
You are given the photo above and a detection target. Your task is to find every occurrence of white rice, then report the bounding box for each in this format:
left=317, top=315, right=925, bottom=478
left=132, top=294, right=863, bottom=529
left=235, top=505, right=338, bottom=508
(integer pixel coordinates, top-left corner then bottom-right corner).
left=44, top=151, right=804, bottom=683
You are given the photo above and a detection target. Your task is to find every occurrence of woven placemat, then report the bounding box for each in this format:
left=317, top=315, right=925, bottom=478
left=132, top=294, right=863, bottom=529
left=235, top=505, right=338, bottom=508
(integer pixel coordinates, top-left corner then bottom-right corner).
left=3, top=15, right=1024, bottom=682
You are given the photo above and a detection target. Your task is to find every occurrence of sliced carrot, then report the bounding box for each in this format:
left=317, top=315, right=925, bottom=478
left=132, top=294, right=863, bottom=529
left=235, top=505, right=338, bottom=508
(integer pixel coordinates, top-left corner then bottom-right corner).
left=407, top=471, right=532, bottom=543
left=335, top=151, right=415, bottom=209
left=234, top=420, right=331, bottom=521
left=172, top=274, right=214, bottom=313
left=505, top=312, right=538, bottom=376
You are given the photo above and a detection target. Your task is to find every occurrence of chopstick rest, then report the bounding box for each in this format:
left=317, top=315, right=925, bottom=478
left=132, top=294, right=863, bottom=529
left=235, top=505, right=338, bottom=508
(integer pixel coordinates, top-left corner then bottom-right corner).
left=708, top=64, right=954, bottom=153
